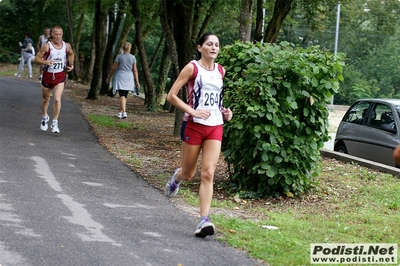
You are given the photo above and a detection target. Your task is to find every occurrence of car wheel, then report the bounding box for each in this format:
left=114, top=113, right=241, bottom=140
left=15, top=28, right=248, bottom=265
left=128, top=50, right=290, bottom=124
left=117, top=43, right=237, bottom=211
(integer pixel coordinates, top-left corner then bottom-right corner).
left=336, top=145, right=348, bottom=154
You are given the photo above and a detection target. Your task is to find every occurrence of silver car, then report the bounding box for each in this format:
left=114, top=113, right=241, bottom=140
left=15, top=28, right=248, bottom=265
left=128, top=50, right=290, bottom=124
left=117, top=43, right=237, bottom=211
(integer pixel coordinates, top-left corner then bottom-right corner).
left=334, top=99, right=400, bottom=167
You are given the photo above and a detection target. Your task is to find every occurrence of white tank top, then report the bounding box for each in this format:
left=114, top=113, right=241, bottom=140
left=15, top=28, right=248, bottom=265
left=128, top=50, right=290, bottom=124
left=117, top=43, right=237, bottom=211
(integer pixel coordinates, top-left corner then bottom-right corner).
left=184, top=60, right=224, bottom=126
left=46, top=41, right=67, bottom=74
left=40, top=35, right=48, bottom=47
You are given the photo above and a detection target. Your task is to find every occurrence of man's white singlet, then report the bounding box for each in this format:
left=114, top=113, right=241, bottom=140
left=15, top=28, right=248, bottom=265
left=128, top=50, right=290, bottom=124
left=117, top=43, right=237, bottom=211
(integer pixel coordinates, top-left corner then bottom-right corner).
left=46, top=41, right=67, bottom=74
left=184, top=60, right=224, bottom=126
left=40, top=35, right=48, bottom=47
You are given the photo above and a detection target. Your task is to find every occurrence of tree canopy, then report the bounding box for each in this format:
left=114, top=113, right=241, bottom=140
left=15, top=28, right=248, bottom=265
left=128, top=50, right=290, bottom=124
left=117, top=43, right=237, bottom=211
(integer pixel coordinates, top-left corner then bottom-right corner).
left=1, top=0, right=398, bottom=104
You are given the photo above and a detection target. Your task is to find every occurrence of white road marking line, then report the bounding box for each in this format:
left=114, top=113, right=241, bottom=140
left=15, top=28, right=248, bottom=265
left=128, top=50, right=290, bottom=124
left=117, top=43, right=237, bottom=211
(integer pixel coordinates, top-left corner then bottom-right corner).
left=31, top=156, right=120, bottom=246
left=103, top=203, right=155, bottom=209
left=31, top=156, right=62, bottom=192
left=82, top=182, right=103, bottom=187
left=58, top=194, right=120, bottom=247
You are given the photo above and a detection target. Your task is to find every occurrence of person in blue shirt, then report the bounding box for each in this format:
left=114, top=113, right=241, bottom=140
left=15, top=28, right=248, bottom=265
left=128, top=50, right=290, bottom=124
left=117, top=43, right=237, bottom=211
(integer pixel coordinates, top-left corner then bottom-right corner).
left=14, top=32, right=35, bottom=78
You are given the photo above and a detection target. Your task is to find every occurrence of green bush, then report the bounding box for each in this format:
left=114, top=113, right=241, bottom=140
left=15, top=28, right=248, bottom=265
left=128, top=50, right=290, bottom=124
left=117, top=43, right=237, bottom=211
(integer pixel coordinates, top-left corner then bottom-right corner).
left=0, top=46, right=19, bottom=63
left=217, top=41, right=345, bottom=198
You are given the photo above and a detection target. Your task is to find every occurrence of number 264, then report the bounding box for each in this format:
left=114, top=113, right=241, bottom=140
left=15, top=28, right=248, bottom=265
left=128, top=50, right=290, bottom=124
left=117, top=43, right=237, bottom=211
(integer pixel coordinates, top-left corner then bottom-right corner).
left=204, top=92, right=219, bottom=106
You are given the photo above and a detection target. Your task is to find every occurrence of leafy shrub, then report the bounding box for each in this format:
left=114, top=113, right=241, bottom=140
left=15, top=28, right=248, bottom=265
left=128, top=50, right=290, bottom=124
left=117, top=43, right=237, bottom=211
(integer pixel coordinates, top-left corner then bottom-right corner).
left=217, top=41, right=344, bottom=198
left=0, top=46, right=19, bottom=63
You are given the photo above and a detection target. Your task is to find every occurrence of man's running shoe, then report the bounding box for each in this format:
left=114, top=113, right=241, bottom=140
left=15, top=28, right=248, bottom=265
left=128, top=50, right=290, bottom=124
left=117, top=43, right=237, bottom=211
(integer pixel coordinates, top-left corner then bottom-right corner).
left=195, top=216, right=215, bottom=238
left=122, top=112, right=127, bottom=119
left=40, top=115, right=49, bottom=131
left=51, top=121, right=60, bottom=133
left=165, top=168, right=181, bottom=197
left=14, top=73, right=21, bottom=77
left=117, top=112, right=123, bottom=119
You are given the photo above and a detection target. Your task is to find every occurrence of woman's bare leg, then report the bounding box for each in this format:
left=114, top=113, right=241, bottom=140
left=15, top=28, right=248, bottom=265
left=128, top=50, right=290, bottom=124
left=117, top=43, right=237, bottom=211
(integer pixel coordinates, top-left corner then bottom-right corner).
left=198, top=140, right=221, bottom=217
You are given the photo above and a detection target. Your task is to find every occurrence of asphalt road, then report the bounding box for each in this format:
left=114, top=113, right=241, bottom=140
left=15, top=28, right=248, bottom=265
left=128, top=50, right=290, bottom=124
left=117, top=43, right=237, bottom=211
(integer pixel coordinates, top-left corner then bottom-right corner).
left=0, top=77, right=261, bottom=266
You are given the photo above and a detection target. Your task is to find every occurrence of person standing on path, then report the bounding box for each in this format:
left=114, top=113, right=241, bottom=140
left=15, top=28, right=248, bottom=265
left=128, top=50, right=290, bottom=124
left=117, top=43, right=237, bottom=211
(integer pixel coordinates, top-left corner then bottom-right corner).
left=36, top=27, right=51, bottom=81
left=165, top=33, right=233, bottom=238
left=14, top=32, right=35, bottom=78
left=106, top=42, right=140, bottom=119
left=34, top=25, right=75, bottom=134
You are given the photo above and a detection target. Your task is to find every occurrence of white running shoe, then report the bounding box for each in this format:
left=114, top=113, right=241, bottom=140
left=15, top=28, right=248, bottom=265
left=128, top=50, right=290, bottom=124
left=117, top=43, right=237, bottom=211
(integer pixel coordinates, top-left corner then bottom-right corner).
left=14, top=73, right=21, bottom=77
left=117, top=112, right=123, bottom=119
left=40, top=115, right=49, bottom=131
left=28, top=74, right=32, bottom=79
left=194, top=216, right=215, bottom=238
left=51, top=121, right=60, bottom=133
left=122, top=112, right=127, bottom=119
left=165, top=168, right=181, bottom=197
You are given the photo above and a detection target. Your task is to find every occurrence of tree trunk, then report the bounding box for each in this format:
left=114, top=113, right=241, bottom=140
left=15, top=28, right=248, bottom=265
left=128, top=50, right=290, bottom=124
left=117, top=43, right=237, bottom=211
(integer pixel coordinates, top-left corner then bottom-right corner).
left=73, top=13, right=85, bottom=80
left=115, top=14, right=134, bottom=56
left=65, top=0, right=77, bottom=79
left=100, top=7, right=123, bottom=96
left=156, top=41, right=171, bottom=106
left=263, top=0, right=293, bottom=43
left=192, top=0, right=219, bottom=40
left=131, top=0, right=156, bottom=111
left=169, top=0, right=196, bottom=136
left=84, top=31, right=96, bottom=84
left=87, top=0, right=107, bottom=99
left=159, top=0, right=180, bottom=80
left=149, top=35, right=164, bottom=71
left=171, top=0, right=196, bottom=69
left=253, top=0, right=264, bottom=42
left=159, top=0, right=180, bottom=120
left=239, top=0, right=253, bottom=42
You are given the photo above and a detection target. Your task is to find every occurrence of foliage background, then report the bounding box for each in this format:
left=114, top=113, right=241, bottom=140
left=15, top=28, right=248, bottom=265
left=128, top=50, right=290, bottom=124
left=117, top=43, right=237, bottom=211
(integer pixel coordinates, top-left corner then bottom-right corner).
left=0, top=0, right=399, bottom=104
left=0, top=0, right=400, bottom=104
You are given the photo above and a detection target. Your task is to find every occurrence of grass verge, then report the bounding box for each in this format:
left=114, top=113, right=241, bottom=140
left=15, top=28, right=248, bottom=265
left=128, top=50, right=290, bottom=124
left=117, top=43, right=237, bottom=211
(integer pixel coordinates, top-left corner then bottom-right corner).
left=88, top=114, right=132, bottom=129
left=206, top=160, right=400, bottom=265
